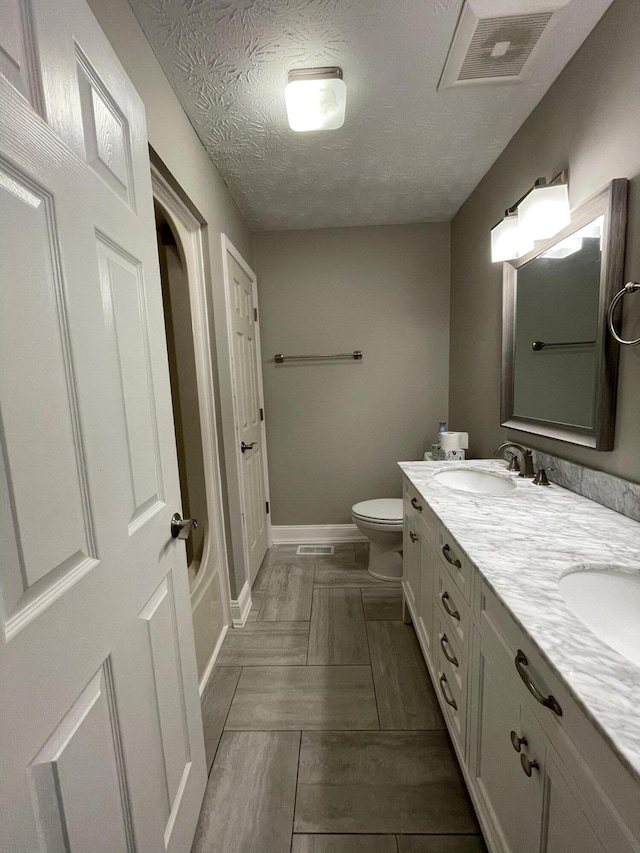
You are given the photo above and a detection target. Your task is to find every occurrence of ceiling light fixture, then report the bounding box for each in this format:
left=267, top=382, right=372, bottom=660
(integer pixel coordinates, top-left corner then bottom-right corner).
left=490, top=171, right=570, bottom=263
left=285, top=67, right=346, bottom=132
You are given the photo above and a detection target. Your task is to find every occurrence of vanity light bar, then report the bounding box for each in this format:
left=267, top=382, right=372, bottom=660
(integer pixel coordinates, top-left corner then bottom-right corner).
left=491, top=171, right=569, bottom=263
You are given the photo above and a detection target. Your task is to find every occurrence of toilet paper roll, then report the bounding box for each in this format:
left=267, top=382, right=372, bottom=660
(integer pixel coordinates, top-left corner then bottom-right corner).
left=439, top=431, right=469, bottom=451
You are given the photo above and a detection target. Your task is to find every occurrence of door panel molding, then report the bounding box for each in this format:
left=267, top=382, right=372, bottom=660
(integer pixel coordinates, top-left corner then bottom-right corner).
left=30, top=660, right=136, bottom=853
left=139, top=572, right=191, bottom=825
left=0, top=158, right=99, bottom=638
left=95, top=230, right=165, bottom=532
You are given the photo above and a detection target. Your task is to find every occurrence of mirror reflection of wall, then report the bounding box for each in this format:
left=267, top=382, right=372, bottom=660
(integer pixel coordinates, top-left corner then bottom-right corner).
left=513, top=217, right=603, bottom=428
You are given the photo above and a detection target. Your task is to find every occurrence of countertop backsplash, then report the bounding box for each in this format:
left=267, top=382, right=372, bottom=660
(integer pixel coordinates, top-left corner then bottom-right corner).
left=534, top=451, right=640, bottom=523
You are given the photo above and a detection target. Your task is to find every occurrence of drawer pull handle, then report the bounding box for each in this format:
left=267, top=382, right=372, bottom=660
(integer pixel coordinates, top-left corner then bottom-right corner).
left=510, top=730, right=527, bottom=753
left=439, top=673, right=458, bottom=710
left=409, top=531, right=418, bottom=543
left=441, top=591, right=460, bottom=621
left=442, top=544, right=461, bottom=568
left=520, top=753, right=540, bottom=777
left=411, top=497, right=423, bottom=512
left=440, top=633, right=459, bottom=667
left=515, top=650, right=562, bottom=716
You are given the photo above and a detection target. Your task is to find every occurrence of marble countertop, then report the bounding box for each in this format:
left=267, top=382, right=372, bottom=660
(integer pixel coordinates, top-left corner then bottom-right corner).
left=399, top=459, right=640, bottom=782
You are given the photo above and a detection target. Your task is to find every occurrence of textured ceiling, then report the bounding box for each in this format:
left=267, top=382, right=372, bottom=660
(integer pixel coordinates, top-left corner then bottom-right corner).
left=128, top=0, right=613, bottom=230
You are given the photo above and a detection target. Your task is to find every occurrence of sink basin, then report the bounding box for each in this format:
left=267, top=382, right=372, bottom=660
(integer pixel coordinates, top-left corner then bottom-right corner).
left=434, top=469, right=516, bottom=496
left=559, top=569, right=640, bottom=667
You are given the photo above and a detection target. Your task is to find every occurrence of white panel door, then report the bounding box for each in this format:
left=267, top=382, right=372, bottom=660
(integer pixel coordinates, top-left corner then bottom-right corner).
left=225, top=246, right=269, bottom=584
left=0, top=2, right=207, bottom=851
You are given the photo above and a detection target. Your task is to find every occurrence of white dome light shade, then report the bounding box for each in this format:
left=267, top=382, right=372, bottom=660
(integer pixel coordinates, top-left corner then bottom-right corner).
left=541, top=232, right=583, bottom=259
left=285, top=68, right=346, bottom=132
left=490, top=213, right=533, bottom=262
left=518, top=182, right=571, bottom=243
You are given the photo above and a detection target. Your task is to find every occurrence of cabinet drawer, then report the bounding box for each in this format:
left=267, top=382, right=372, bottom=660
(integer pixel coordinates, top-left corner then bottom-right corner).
left=402, top=514, right=421, bottom=614
left=436, top=610, right=467, bottom=701
left=436, top=528, right=471, bottom=603
left=403, top=479, right=436, bottom=547
left=436, top=638, right=467, bottom=754
left=479, top=581, right=570, bottom=726
left=436, top=566, right=470, bottom=659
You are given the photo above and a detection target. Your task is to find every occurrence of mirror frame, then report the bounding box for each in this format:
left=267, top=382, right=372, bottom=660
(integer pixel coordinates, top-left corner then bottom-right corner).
left=501, top=178, right=628, bottom=450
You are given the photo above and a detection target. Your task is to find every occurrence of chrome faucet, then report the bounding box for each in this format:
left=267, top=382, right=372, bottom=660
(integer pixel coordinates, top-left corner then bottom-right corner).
left=494, top=442, right=535, bottom=478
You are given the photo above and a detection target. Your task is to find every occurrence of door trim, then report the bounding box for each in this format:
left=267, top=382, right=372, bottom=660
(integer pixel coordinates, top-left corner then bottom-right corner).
left=221, top=234, right=273, bottom=588
left=151, top=162, right=232, bottom=672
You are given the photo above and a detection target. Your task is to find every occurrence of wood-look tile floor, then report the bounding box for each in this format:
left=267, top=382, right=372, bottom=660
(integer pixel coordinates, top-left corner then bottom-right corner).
left=192, top=544, right=486, bottom=853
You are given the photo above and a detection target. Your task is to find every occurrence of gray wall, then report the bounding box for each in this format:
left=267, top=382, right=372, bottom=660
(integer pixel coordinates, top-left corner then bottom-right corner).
left=254, top=224, right=450, bottom=525
left=449, top=0, right=640, bottom=480
left=88, top=0, right=254, bottom=597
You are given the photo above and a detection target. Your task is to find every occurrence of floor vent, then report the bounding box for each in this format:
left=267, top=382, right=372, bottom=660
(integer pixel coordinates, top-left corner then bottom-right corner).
left=439, top=0, right=568, bottom=89
left=296, top=545, right=335, bottom=556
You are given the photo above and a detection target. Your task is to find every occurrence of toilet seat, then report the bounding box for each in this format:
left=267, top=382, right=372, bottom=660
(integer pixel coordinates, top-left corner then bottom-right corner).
left=352, top=498, right=403, bottom=526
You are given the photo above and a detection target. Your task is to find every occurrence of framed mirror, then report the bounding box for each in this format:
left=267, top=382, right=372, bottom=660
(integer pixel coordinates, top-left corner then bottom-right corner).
left=501, top=179, right=628, bottom=450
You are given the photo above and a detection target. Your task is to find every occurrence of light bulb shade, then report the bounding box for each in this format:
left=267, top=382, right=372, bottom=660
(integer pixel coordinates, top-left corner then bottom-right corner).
left=541, top=233, right=582, bottom=259
left=518, top=183, right=570, bottom=243
left=285, top=68, right=346, bottom=132
left=490, top=213, right=533, bottom=262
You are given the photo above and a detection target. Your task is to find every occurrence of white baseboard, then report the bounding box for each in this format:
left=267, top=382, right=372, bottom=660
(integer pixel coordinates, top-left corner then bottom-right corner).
left=230, top=581, right=252, bottom=627
left=271, top=524, right=368, bottom=544
left=198, top=624, right=228, bottom=698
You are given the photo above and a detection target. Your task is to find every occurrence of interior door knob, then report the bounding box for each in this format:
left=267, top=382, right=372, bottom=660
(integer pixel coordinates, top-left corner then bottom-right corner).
left=520, top=753, right=540, bottom=777
left=510, top=730, right=528, bottom=753
left=171, top=513, right=198, bottom=540
left=241, top=441, right=257, bottom=453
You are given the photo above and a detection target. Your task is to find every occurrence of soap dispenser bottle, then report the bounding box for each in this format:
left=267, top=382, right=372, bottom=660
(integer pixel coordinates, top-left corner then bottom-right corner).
left=432, top=421, right=447, bottom=457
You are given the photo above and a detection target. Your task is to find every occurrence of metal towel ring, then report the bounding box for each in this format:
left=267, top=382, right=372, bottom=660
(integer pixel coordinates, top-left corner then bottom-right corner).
left=607, top=282, right=640, bottom=346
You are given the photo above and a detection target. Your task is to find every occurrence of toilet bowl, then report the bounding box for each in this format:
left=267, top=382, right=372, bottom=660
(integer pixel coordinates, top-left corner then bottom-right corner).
left=352, top=498, right=404, bottom=582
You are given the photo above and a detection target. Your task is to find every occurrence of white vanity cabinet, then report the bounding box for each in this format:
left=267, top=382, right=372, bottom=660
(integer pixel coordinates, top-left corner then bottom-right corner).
left=402, top=480, right=438, bottom=667
left=401, top=474, right=640, bottom=853
left=470, top=619, right=609, bottom=853
left=469, top=620, right=546, bottom=853
left=474, top=580, right=634, bottom=853
left=402, top=511, right=421, bottom=615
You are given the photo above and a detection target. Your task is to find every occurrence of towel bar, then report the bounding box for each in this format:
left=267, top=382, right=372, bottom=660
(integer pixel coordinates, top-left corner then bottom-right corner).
left=274, top=350, right=362, bottom=363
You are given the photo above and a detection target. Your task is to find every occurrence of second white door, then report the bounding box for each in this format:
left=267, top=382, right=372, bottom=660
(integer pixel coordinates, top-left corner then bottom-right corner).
left=223, top=239, right=270, bottom=585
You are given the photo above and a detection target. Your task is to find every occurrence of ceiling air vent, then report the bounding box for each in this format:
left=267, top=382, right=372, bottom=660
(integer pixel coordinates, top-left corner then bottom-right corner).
left=439, top=0, right=570, bottom=89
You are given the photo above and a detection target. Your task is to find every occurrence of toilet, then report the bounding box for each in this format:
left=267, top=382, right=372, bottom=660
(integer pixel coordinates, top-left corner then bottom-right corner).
left=351, top=498, right=404, bottom=582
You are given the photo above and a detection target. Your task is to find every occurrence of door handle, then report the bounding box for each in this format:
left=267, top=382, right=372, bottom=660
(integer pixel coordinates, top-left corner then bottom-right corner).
left=510, top=730, right=528, bottom=753
left=520, top=753, right=540, bottom=777
left=440, top=590, right=460, bottom=621
left=438, top=673, right=458, bottom=710
left=515, top=650, right=562, bottom=716
left=241, top=441, right=257, bottom=453
left=442, top=543, right=461, bottom=568
left=171, top=513, right=198, bottom=540
left=439, top=633, right=459, bottom=667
